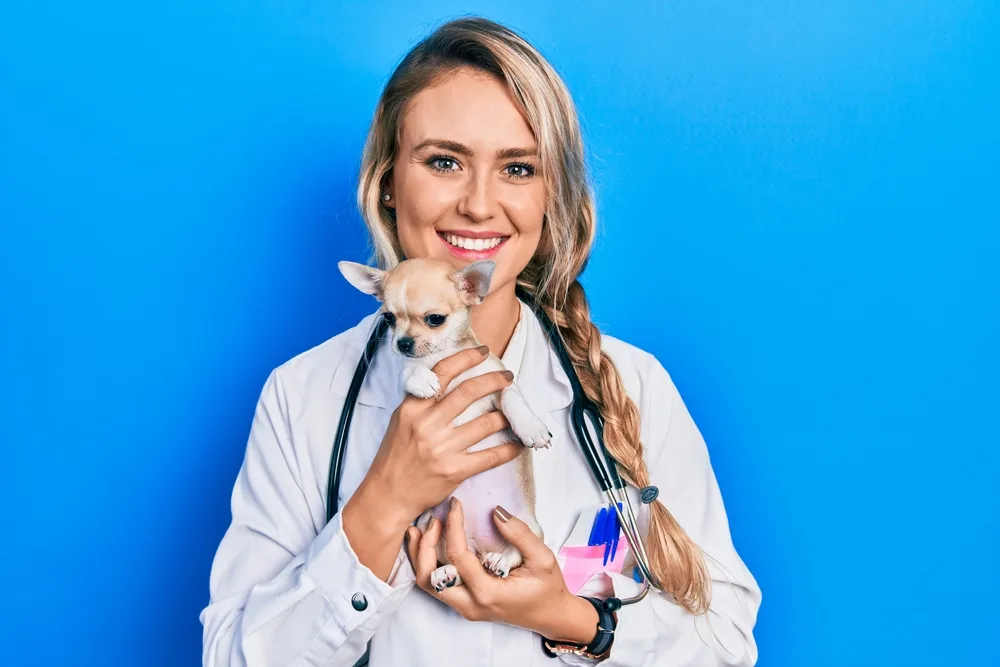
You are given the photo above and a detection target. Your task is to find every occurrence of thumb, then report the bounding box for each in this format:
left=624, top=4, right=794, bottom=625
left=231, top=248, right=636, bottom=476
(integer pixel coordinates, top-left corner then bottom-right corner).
left=492, top=505, right=550, bottom=564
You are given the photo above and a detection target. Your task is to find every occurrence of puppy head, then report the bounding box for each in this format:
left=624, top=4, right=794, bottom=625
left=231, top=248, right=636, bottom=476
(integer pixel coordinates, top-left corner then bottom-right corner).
left=338, top=258, right=495, bottom=358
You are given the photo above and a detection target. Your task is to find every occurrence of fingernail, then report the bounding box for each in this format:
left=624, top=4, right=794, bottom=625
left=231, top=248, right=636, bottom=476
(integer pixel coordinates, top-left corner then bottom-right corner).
left=450, top=497, right=458, bottom=510
left=502, top=370, right=514, bottom=382
left=494, top=505, right=512, bottom=523
left=477, top=345, right=489, bottom=355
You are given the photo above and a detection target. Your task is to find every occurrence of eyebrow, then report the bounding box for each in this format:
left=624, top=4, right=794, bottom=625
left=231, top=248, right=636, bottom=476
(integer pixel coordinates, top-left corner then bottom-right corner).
left=412, top=138, right=537, bottom=160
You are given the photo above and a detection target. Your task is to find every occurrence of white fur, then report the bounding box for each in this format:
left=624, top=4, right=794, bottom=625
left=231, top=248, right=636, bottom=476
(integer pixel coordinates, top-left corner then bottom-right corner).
left=340, top=258, right=550, bottom=587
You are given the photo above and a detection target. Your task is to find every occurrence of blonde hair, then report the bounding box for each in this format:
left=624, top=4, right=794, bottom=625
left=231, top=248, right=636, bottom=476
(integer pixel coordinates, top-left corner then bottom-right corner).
left=356, top=16, right=711, bottom=615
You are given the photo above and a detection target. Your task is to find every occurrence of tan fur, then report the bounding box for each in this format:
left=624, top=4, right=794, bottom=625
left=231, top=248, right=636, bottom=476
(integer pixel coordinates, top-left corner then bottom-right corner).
left=349, top=17, right=714, bottom=615
left=339, top=257, right=551, bottom=586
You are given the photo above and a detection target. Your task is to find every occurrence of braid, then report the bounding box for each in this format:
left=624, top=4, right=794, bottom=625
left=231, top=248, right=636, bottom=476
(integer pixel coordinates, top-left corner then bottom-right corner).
left=351, top=13, right=713, bottom=616
left=540, top=281, right=712, bottom=615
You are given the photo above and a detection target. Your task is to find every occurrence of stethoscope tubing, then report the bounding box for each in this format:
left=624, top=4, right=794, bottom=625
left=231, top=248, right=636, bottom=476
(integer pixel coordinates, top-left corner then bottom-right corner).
left=326, top=292, right=657, bottom=606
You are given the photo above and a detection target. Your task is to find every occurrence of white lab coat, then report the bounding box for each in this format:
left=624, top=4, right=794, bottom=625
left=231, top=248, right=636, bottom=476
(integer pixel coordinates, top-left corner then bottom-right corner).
left=201, top=299, right=761, bottom=666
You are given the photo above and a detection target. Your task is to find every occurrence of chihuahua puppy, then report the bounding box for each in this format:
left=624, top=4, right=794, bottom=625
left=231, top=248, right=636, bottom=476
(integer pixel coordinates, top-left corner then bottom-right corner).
left=338, top=257, right=551, bottom=590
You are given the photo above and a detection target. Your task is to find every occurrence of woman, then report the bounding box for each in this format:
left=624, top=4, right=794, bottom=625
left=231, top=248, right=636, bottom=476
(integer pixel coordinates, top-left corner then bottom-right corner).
left=201, top=16, right=760, bottom=667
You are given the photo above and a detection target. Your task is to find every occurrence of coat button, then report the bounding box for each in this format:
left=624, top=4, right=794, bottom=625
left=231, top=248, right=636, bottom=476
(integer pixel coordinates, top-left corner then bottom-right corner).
left=351, top=593, right=368, bottom=611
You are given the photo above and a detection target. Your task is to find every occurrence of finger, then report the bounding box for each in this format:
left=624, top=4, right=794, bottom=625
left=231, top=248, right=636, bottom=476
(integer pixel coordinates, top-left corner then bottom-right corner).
left=448, top=410, right=511, bottom=452
left=443, top=498, right=494, bottom=591
left=414, top=510, right=482, bottom=619
left=459, top=442, right=523, bottom=477
left=405, top=526, right=421, bottom=573
left=414, top=517, right=443, bottom=590
left=432, top=574, right=480, bottom=620
left=433, top=370, right=513, bottom=423
left=492, top=505, right=554, bottom=566
left=430, top=345, right=491, bottom=392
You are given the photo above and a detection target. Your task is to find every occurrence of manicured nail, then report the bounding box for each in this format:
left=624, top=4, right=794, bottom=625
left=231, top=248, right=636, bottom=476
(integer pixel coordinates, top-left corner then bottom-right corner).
left=502, top=370, right=514, bottom=382
left=477, top=345, right=489, bottom=355
left=494, top=505, right=512, bottom=523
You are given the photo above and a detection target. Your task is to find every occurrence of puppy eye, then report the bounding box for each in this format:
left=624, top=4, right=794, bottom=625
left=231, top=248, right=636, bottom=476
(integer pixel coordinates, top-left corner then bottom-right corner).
left=383, top=312, right=396, bottom=326
left=424, top=314, right=447, bottom=328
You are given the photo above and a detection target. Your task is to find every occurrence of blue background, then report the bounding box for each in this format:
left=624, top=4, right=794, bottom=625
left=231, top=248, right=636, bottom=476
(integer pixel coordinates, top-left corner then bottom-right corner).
left=2, top=1, right=997, bottom=665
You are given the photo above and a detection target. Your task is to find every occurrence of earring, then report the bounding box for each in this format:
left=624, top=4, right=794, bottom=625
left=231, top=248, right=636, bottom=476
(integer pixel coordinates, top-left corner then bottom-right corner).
left=382, top=192, right=391, bottom=202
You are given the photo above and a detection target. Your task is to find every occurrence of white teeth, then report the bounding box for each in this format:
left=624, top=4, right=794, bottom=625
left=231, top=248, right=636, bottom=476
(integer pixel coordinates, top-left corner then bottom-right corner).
left=443, top=234, right=504, bottom=251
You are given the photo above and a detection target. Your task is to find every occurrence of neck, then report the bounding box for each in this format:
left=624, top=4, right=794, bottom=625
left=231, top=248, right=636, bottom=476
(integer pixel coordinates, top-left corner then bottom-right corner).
left=469, top=284, right=521, bottom=358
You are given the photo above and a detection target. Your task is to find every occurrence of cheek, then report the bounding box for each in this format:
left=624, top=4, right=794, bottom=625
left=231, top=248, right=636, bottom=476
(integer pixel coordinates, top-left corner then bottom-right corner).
left=395, top=166, right=451, bottom=221
left=503, top=191, right=546, bottom=260
left=394, top=173, right=455, bottom=257
left=505, top=184, right=546, bottom=237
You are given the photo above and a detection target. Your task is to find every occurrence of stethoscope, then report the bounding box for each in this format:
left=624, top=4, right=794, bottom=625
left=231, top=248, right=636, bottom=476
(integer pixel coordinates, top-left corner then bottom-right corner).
left=326, top=287, right=659, bottom=632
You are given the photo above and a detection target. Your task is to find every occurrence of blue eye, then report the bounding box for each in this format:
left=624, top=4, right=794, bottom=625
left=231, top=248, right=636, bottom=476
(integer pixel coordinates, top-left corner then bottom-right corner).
left=504, top=163, right=535, bottom=179
left=428, top=156, right=459, bottom=172
left=425, top=314, right=446, bottom=327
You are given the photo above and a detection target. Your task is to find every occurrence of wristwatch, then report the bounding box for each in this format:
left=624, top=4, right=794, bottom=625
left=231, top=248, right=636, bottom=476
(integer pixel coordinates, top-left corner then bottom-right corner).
left=541, top=596, right=619, bottom=660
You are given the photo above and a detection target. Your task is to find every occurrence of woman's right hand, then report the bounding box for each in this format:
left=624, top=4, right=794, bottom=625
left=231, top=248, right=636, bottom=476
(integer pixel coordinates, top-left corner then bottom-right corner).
left=342, top=345, right=521, bottom=580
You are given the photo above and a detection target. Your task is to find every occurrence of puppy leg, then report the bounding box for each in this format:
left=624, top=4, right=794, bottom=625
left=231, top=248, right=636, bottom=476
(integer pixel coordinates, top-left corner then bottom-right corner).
left=482, top=547, right=519, bottom=578
left=482, top=513, right=544, bottom=578
left=500, top=384, right=552, bottom=449
left=402, top=362, right=441, bottom=399
left=430, top=564, right=463, bottom=591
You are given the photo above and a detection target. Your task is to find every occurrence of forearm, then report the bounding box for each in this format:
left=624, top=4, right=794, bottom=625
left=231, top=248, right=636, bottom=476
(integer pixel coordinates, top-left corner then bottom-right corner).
left=342, top=475, right=415, bottom=581
left=536, top=593, right=600, bottom=645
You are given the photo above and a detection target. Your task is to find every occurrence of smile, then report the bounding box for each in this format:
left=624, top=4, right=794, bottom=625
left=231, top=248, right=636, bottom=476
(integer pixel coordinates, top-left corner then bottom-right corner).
left=437, top=230, right=510, bottom=258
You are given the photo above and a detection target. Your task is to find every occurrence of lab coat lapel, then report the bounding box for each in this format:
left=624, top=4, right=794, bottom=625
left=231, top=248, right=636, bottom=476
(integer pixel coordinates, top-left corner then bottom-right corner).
left=327, top=311, right=404, bottom=506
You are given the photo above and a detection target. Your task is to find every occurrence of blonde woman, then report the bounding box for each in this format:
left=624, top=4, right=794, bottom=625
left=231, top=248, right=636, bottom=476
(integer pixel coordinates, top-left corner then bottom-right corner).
left=202, top=16, right=760, bottom=667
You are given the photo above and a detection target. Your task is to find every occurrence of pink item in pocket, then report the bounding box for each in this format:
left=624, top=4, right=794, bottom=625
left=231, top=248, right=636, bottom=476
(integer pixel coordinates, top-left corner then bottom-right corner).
left=557, top=544, right=630, bottom=595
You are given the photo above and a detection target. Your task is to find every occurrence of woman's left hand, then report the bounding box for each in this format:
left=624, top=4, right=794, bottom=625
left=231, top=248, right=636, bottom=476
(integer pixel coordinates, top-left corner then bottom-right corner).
left=405, top=499, right=599, bottom=644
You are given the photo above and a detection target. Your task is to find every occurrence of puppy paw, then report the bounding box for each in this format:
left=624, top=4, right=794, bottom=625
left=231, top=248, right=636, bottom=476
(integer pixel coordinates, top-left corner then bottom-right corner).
left=430, top=564, right=462, bottom=591
left=404, top=365, right=441, bottom=399
left=482, top=552, right=511, bottom=578
left=505, top=403, right=552, bottom=449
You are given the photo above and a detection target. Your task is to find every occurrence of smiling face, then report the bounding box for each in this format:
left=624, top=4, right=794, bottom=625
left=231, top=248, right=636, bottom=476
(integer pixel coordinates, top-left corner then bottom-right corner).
left=385, top=67, right=546, bottom=300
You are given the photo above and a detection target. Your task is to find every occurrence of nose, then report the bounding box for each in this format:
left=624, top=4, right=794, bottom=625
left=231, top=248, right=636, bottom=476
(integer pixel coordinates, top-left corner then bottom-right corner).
left=457, top=173, right=496, bottom=222
left=397, top=337, right=415, bottom=356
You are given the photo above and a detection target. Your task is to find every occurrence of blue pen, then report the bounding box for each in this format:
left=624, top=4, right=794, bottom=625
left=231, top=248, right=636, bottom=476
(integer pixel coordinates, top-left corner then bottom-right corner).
left=611, top=503, right=622, bottom=561
left=602, top=504, right=617, bottom=565
left=588, top=507, right=607, bottom=547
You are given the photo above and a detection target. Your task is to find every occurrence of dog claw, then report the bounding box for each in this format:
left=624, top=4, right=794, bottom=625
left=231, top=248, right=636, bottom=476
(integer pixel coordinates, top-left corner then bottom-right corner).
left=430, top=564, right=461, bottom=591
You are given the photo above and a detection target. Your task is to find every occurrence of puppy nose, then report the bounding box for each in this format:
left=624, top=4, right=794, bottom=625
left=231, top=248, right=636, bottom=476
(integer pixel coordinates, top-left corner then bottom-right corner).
left=397, top=337, right=415, bottom=356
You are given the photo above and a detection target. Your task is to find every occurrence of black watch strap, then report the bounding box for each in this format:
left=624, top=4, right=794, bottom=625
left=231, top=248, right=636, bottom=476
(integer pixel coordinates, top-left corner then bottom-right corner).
left=541, top=596, right=619, bottom=659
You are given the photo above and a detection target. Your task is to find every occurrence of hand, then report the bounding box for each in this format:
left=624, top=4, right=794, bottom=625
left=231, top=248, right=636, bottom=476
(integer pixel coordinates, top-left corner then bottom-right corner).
left=343, top=346, right=522, bottom=579
left=406, top=499, right=600, bottom=645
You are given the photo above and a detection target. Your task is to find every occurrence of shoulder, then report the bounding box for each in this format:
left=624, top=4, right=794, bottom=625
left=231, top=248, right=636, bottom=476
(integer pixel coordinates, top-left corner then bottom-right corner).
left=599, top=333, right=678, bottom=402
left=264, top=311, right=381, bottom=406
left=598, top=332, right=685, bottom=447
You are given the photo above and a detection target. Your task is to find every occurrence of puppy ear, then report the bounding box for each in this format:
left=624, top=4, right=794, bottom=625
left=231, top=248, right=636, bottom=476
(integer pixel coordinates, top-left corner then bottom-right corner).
left=450, top=260, right=496, bottom=306
left=338, top=261, right=386, bottom=300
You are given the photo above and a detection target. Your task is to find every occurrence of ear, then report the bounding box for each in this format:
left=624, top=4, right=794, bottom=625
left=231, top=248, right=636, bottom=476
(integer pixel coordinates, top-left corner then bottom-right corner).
left=338, top=261, right=386, bottom=300
left=450, top=260, right=496, bottom=306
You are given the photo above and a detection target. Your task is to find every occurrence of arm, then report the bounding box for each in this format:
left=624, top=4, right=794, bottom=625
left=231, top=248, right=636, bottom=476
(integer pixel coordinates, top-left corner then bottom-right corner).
left=200, top=370, right=413, bottom=667
left=562, top=357, right=761, bottom=667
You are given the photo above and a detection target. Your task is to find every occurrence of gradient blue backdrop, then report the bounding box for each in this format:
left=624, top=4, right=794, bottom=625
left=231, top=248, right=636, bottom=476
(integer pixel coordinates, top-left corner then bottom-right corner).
left=2, top=2, right=997, bottom=665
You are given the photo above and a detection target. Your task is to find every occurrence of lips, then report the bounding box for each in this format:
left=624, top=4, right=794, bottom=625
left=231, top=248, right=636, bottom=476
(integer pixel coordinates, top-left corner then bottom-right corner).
left=437, top=231, right=509, bottom=259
